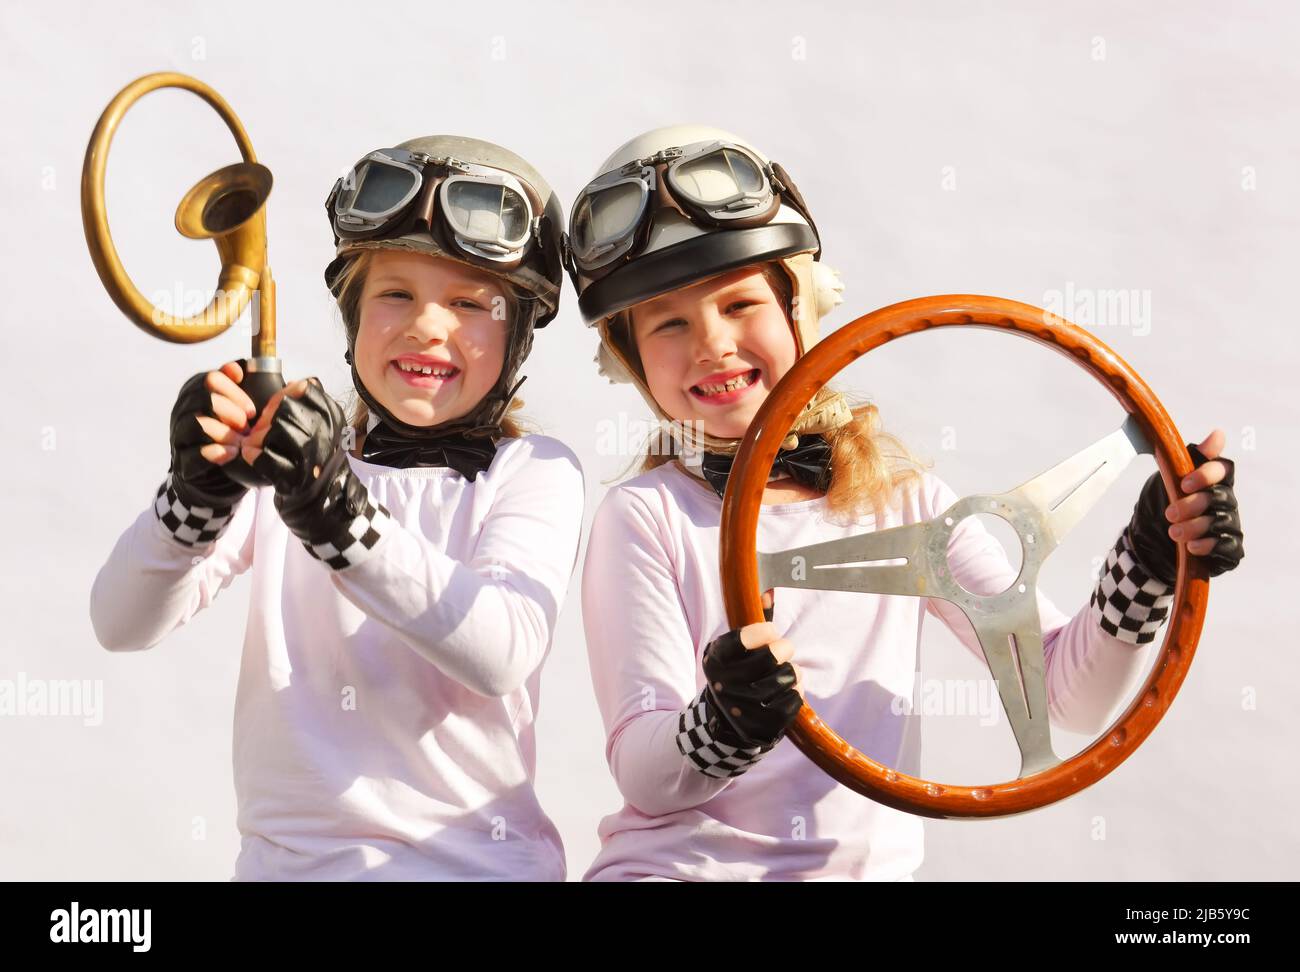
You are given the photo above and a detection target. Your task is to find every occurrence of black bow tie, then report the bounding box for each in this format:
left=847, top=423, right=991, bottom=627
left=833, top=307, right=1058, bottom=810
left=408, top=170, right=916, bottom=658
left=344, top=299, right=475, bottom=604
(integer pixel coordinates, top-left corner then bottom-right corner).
left=699, top=434, right=833, bottom=499
left=360, top=420, right=499, bottom=480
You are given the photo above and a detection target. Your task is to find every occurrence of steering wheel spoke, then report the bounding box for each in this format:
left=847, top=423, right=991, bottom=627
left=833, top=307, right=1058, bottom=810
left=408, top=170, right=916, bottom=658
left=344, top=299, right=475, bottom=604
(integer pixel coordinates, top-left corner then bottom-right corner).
left=757, top=521, right=931, bottom=596
left=963, top=598, right=1061, bottom=777
left=1008, top=413, right=1152, bottom=550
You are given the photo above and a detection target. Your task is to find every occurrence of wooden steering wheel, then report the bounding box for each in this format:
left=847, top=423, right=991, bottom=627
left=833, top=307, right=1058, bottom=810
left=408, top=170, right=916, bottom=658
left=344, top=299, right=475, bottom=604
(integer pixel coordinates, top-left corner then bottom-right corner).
left=718, top=295, right=1209, bottom=819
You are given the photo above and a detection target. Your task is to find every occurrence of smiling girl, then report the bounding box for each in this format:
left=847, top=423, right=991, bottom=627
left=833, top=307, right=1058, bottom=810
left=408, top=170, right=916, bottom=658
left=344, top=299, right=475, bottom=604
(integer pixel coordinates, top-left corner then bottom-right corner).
left=568, top=125, right=1245, bottom=881
left=90, top=135, right=584, bottom=881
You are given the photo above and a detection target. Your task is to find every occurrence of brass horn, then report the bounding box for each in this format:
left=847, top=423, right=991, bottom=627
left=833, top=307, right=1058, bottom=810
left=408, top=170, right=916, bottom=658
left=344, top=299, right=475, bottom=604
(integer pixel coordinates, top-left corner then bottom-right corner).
left=81, top=71, right=284, bottom=487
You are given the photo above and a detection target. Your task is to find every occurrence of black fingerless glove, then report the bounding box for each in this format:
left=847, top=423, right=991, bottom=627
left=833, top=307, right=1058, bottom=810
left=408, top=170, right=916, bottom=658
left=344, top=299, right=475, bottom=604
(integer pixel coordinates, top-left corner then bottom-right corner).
left=167, top=362, right=251, bottom=510
left=251, top=379, right=394, bottom=570
left=155, top=364, right=252, bottom=549
left=702, top=621, right=803, bottom=749
left=1126, top=443, right=1245, bottom=586
left=674, top=616, right=802, bottom=779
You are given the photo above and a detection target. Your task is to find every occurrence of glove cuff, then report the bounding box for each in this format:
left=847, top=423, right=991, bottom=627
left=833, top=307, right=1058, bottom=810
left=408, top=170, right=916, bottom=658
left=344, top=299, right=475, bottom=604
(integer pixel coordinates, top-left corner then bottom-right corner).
left=675, top=687, right=779, bottom=779
left=276, top=453, right=395, bottom=571
left=1090, top=527, right=1175, bottom=646
left=153, top=473, right=240, bottom=549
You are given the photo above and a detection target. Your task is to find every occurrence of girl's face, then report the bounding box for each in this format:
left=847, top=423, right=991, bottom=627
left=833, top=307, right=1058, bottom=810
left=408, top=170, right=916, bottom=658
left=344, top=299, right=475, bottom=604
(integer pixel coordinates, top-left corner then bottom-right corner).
left=629, top=266, right=797, bottom=440
left=354, top=249, right=509, bottom=427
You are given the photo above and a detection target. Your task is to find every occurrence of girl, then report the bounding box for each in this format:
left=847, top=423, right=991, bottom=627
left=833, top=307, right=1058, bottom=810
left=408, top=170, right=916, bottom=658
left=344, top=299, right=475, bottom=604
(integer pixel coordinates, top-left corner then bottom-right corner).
left=567, top=125, right=1245, bottom=881
left=89, top=135, right=584, bottom=881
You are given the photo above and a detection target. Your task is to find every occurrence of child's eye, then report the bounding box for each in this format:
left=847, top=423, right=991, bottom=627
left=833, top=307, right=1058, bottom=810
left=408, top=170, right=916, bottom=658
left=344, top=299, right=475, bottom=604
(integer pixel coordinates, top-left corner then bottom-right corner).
left=652, top=318, right=685, bottom=332
left=726, top=300, right=755, bottom=314
left=377, top=291, right=485, bottom=310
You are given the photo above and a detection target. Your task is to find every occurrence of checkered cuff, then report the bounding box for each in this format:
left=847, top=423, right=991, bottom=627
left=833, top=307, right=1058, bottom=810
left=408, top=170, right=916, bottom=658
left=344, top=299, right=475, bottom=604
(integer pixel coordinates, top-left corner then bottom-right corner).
left=289, top=463, right=396, bottom=571
left=153, top=473, right=238, bottom=549
left=675, top=687, right=778, bottom=779
left=1090, top=528, right=1175, bottom=645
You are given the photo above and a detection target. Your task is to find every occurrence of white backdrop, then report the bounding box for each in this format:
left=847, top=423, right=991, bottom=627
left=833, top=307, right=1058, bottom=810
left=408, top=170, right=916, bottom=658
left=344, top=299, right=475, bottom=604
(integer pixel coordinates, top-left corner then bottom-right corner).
left=2, top=0, right=1296, bottom=880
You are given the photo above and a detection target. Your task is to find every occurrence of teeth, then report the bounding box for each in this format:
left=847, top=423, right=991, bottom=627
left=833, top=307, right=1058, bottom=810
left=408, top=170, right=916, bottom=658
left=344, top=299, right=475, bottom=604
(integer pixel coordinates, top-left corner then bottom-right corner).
left=696, top=370, right=756, bottom=396
left=396, top=361, right=455, bottom=377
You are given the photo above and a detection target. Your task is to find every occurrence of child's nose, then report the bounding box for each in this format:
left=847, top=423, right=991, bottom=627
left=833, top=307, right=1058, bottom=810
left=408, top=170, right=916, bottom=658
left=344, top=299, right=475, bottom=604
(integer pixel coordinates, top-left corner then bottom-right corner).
left=411, top=302, right=456, bottom=341
left=693, top=313, right=738, bottom=360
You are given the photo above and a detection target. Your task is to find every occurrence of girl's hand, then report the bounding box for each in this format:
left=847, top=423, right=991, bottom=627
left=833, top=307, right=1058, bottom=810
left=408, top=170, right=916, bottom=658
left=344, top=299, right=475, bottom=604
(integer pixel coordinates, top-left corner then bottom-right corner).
left=757, top=588, right=804, bottom=700
left=239, top=378, right=387, bottom=570
left=168, top=360, right=257, bottom=509
left=240, top=378, right=315, bottom=471
left=701, top=588, right=805, bottom=749
left=238, top=375, right=347, bottom=500
left=1127, top=427, right=1245, bottom=584
left=730, top=621, right=806, bottom=701
left=1163, top=429, right=1237, bottom=555
left=193, top=360, right=258, bottom=465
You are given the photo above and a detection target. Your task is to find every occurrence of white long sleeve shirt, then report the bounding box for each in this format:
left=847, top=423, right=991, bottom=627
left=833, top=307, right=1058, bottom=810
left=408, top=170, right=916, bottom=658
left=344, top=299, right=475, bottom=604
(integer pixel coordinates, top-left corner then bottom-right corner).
left=581, top=462, right=1152, bottom=881
left=90, top=434, right=584, bottom=881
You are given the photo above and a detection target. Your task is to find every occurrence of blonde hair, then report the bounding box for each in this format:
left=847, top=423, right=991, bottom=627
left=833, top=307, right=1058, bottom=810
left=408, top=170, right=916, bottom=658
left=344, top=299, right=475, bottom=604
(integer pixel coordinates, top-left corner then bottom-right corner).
left=605, top=262, right=933, bottom=524
left=331, top=248, right=538, bottom=441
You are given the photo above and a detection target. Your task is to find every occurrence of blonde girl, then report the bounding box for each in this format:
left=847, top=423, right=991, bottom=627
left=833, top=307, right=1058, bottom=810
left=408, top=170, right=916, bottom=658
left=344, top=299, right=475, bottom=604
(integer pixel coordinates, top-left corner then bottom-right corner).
left=91, top=136, right=584, bottom=881
left=567, top=125, right=1244, bottom=881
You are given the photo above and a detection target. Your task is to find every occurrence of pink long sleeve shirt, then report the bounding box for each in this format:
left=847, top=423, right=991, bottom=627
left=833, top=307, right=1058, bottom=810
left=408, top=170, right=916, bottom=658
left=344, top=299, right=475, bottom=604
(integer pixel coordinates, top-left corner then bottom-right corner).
left=581, top=462, right=1150, bottom=881
left=90, top=434, right=584, bottom=881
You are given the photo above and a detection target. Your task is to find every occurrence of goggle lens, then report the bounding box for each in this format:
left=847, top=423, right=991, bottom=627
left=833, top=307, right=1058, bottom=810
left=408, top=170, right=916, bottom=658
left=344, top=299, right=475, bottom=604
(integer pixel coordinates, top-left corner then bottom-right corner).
left=342, top=158, right=418, bottom=216
left=672, top=147, right=765, bottom=204
left=445, top=180, right=530, bottom=246
left=572, top=180, right=645, bottom=258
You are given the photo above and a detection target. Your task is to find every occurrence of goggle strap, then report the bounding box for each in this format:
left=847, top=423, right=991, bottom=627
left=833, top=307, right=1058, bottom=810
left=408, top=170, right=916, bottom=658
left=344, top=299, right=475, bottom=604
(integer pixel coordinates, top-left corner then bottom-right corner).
left=770, top=161, right=821, bottom=255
